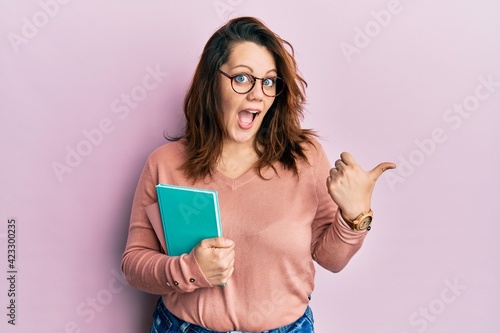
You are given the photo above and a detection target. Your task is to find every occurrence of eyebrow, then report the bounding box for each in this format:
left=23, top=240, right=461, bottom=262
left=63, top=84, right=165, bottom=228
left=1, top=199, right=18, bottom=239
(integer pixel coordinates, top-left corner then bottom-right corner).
left=230, top=65, right=277, bottom=76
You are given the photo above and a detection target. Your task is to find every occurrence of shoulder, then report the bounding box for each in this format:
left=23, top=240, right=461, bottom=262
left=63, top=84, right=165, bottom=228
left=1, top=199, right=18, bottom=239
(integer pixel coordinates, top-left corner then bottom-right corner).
left=150, top=140, right=185, bottom=158
left=146, top=141, right=187, bottom=168
left=295, top=137, right=334, bottom=181
left=300, top=138, right=330, bottom=165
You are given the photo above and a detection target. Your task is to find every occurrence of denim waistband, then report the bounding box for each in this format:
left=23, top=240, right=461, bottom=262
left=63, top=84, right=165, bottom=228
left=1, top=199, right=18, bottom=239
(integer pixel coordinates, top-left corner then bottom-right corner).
left=152, top=297, right=314, bottom=333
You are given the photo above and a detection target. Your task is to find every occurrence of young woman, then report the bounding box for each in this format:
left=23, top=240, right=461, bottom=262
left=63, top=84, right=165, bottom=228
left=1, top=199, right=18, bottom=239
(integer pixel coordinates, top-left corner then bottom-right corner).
left=122, top=16, right=395, bottom=333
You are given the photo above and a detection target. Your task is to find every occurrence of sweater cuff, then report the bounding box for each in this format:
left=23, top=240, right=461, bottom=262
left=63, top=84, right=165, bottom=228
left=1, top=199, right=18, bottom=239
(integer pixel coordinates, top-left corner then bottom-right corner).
left=334, top=210, right=368, bottom=243
left=164, top=250, right=213, bottom=292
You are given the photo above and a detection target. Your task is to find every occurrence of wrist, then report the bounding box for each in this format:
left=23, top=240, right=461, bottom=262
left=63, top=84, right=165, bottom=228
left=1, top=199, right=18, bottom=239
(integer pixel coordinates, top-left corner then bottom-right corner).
left=340, top=208, right=373, bottom=231
left=340, top=207, right=370, bottom=222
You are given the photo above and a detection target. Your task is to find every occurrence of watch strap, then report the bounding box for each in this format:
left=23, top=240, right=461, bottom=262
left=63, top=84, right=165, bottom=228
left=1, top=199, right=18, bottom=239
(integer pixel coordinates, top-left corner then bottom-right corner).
left=342, top=209, right=373, bottom=231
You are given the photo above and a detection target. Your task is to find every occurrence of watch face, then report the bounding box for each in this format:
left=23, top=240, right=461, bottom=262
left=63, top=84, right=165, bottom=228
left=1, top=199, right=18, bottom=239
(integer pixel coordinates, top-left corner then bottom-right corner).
left=357, top=216, right=373, bottom=230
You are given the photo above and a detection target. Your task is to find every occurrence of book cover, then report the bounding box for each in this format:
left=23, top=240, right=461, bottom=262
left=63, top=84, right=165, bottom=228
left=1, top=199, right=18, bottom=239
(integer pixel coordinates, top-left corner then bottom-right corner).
left=155, top=184, right=222, bottom=256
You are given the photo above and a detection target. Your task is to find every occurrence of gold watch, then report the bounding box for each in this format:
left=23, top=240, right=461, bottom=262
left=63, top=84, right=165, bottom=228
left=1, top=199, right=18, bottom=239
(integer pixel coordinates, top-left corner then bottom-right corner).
left=343, top=209, right=373, bottom=231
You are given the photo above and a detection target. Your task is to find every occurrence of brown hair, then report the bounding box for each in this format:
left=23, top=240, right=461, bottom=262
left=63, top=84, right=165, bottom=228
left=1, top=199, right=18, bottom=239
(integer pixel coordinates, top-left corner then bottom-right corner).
left=170, top=16, right=316, bottom=181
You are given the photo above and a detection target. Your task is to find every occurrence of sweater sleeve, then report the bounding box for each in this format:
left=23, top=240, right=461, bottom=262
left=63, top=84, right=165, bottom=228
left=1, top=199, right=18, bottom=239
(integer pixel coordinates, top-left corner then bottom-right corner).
left=121, top=154, right=212, bottom=294
left=310, top=142, right=368, bottom=273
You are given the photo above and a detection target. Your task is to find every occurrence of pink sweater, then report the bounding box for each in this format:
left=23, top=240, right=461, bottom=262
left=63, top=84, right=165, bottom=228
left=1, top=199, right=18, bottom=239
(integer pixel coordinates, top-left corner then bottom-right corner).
left=121, top=139, right=367, bottom=332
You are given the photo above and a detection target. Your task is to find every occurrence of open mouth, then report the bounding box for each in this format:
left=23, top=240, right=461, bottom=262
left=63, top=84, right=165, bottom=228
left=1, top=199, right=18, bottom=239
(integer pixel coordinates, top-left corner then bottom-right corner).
left=237, top=110, right=261, bottom=128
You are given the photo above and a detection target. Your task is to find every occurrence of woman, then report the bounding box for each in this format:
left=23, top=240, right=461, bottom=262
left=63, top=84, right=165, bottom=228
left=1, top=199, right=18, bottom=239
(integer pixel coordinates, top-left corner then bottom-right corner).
left=122, top=16, right=395, bottom=333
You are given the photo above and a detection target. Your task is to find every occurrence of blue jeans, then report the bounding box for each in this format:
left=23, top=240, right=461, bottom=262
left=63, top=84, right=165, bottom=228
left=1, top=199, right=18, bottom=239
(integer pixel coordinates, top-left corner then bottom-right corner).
left=150, top=297, right=314, bottom=333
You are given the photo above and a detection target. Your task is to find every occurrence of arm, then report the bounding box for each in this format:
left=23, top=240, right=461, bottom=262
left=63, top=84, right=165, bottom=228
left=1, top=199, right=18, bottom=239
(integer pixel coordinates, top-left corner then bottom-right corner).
left=310, top=143, right=396, bottom=272
left=121, top=156, right=212, bottom=294
left=310, top=145, right=368, bottom=273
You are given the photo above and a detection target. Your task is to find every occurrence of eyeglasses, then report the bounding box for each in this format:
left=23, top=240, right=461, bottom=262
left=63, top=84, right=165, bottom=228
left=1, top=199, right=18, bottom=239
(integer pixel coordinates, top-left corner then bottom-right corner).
left=219, top=70, right=285, bottom=97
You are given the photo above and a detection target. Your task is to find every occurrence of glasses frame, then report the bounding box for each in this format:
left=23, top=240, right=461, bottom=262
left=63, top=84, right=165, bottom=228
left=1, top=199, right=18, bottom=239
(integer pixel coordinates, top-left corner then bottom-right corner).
left=219, top=70, right=285, bottom=97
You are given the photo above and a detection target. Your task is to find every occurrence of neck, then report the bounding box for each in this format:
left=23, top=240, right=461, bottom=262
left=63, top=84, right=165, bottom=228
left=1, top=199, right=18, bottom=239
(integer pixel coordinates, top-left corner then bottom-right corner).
left=222, top=138, right=256, bottom=158
left=217, top=139, right=259, bottom=177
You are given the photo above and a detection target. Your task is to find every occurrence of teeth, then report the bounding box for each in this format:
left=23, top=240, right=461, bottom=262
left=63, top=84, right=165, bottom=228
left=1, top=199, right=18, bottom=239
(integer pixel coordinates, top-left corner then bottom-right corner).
left=248, top=110, right=259, bottom=120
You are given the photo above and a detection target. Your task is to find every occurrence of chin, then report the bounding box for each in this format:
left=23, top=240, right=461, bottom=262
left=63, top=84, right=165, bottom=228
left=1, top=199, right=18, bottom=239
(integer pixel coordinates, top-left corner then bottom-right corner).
left=232, top=136, right=256, bottom=145
left=228, top=131, right=258, bottom=145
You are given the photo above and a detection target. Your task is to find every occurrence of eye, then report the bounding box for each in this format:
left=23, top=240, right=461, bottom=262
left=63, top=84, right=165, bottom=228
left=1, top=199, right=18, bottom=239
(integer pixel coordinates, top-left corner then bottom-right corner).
left=263, top=78, right=276, bottom=87
left=234, top=74, right=250, bottom=84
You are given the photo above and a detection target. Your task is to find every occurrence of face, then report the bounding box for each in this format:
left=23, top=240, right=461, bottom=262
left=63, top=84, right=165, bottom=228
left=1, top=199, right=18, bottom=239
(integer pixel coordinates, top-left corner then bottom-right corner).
left=219, top=41, right=277, bottom=146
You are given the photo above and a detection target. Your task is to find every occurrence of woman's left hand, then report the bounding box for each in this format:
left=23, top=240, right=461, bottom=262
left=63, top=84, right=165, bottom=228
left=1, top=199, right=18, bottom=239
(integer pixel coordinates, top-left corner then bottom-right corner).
left=327, top=152, right=396, bottom=221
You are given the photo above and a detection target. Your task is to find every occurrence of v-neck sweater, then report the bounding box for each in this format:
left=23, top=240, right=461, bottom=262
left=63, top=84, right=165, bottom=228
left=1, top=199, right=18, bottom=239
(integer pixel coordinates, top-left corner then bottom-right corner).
left=122, top=139, right=368, bottom=332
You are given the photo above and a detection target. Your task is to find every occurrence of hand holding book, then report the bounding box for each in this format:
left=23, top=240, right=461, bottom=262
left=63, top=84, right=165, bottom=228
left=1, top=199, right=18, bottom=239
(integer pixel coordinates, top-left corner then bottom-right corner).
left=193, top=237, right=235, bottom=286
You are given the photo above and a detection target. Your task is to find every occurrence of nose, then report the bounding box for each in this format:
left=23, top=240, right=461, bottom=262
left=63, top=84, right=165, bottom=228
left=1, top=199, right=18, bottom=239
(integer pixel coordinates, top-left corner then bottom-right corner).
left=247, top=79, right=265, bottom=100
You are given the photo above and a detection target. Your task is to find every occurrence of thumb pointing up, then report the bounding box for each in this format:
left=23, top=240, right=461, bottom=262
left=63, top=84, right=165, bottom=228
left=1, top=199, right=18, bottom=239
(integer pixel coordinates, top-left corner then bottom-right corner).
left=327, top=152, right=396, bottom=221
left=368, top=162, right=397, bottom=181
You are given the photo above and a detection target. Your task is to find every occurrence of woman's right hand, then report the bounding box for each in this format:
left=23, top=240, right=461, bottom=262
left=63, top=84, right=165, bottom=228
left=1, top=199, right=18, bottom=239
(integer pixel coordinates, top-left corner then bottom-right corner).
left=193, top=237, right=235, bottom=286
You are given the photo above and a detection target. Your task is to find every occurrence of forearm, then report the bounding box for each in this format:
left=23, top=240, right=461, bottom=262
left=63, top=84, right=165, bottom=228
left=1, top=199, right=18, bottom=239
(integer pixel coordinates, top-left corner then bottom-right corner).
left=312, top=210, right=367, bottom=273
left=122, top=243, right=211, bottom=294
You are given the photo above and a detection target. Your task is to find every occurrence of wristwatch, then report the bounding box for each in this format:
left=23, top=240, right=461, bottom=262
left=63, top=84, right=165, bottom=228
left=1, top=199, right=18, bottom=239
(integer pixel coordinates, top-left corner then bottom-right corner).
left=343, top=209, right=373, bottom=231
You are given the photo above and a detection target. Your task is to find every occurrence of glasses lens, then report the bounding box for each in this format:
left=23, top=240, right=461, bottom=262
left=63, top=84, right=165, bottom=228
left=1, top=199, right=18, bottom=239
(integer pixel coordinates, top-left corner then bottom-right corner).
left=263, top=77, right=285, bottom=97
left=232, top=74, right=254, bottom=94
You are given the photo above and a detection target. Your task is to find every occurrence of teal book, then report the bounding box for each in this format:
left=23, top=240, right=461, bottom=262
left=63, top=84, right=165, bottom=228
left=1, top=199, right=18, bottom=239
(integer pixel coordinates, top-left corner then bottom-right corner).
left=155, top=184, right=222, bottom=256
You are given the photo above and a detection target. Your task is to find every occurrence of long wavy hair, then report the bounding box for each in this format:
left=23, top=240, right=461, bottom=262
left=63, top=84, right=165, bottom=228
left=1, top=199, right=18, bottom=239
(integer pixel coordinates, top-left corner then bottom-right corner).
left=170, top=16, right=316, bottom=181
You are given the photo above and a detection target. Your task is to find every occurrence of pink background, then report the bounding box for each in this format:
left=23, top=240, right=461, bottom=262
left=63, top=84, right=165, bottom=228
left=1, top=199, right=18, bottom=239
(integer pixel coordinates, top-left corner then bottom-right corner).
left=1, top=1, right=499, bottom=332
